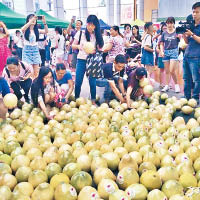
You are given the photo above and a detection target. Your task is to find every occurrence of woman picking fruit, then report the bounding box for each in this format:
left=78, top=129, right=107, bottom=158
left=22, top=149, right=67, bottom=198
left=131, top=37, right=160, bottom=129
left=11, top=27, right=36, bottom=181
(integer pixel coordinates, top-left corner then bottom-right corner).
left=2, top=56, right=33, bottom=103
left=126, top=67, right=148, bottom=108
left=53, top=63, right=74, bottom=104
left=31, top=66, right=58, bottom=120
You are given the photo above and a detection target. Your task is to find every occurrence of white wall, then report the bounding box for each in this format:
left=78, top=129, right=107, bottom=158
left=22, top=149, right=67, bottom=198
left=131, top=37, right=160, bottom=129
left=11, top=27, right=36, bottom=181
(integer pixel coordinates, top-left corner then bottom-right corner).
left=158, top=0, right=198, bottom=19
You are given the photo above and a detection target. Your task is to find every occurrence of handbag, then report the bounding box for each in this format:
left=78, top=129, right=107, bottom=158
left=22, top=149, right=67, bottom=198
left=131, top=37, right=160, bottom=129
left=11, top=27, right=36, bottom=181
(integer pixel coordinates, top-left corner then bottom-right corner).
left=86, top=48, right=103, bottom=78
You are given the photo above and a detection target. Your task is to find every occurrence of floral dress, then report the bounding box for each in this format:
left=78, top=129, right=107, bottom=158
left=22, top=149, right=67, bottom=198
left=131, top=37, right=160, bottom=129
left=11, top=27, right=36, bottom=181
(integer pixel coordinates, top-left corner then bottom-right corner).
left=0, top=36, right=11, bottom=75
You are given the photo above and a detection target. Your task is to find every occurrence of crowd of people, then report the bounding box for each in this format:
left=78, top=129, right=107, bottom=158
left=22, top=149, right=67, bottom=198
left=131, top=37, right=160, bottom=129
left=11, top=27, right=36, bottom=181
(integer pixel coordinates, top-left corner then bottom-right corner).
left=0, top=2, right=200, bottom=119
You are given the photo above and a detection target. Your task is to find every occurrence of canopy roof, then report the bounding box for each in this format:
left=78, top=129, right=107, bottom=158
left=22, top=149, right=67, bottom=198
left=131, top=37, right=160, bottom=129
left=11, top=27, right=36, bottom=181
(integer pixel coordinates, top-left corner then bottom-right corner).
left=130, top=19, right=145, bottom=27
left=99, top=19, right=111, bottom=29
left=0, top=2, right=26, bottom=29
left=36, top=9, right=69, bottom=28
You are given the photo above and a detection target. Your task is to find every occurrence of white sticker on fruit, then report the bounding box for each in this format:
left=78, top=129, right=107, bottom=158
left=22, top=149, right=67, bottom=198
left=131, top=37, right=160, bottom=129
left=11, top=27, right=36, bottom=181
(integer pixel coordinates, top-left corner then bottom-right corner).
left=122, top=130, right=130, bottom=136
left=120, top=197, right=128, bottom=200
left=117, top=175, right=124, bottom=184
left=126, top=188, right=135, bottom=198
left=181, top=155, right=189, bottom=163
left=70, top=187, right=77, bottom=197
left=9, top=130, right=16, bottom=136
left=105, top=184, right=115, bottom=194
left=91, top=192, right=99, bottom=200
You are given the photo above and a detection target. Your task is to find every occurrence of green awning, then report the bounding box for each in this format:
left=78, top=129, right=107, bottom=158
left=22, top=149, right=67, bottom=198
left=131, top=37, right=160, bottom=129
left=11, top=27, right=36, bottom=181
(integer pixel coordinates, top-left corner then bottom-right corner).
left=0, top=2, right=26, bottom=29
left=36, top=9, right=70, bottom=28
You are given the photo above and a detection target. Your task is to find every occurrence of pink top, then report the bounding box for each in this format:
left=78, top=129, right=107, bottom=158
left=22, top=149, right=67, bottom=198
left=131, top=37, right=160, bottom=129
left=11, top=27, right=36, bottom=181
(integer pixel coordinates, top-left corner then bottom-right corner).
left=107, top=35, right=126, bottom=63
left=2, top=62, right=33, bottom=85
left=73, top=31, right=96, bottom=60
left=0, top=36, right=11, bottom=75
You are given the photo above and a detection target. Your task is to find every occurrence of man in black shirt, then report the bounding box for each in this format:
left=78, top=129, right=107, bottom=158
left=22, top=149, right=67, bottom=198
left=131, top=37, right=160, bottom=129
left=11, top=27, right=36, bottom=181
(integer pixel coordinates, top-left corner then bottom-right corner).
left=96, top=54, right=126, bottom=103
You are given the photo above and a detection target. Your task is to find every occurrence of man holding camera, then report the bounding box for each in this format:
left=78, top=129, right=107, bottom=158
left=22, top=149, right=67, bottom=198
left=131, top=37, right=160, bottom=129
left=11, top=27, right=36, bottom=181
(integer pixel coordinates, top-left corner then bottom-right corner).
left=183, top=2, right=200, bottom=105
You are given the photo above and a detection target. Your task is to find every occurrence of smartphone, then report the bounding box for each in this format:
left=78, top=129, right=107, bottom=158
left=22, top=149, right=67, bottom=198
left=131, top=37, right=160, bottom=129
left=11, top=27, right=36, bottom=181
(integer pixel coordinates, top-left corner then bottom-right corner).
left=37, top=16, right=43, bottom=20
left=72, top=16, right=76, bottom=23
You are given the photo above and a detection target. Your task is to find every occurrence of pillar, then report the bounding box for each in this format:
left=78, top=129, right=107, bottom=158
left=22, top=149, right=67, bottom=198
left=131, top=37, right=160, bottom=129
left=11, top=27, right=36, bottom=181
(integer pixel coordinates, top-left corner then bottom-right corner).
left=106, top=0, right=114, bottom=26
left=25, top=0, right=34, bottom=15
left=136, top=0, right=144, bottom=20
left=53, top=0, right=64, bottom=19
left=114, top=0, right=121, bottom=25
left=79, top=0, right=88, bottom=24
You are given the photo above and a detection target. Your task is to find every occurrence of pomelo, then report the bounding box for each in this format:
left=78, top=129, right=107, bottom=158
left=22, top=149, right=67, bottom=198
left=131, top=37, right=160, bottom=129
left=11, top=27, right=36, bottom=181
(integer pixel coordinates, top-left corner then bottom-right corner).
left=71, top=171, right=92, bottom=192
left=54, top=183, right=77, bottom=200
left=98, top=179, right=118, bottom=200
left=3, top=93, right=18, bottom=109
left=117, top=167, right=139, bottom=190
left=125, top=183, right=148, bottom=200
left=140, top=170, right=162, bottom=190
left=161, top=180, right=184, bottom=198
left=50, top=173, right=69, bottom=189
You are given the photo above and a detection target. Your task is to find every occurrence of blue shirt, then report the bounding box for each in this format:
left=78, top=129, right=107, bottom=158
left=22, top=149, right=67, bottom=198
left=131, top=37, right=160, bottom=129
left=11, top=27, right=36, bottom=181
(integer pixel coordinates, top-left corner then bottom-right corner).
left=53, top=70, right=72, bottom=86
left=185, top=24, right=200, bottom=58
left=0, top=78, right=10, bottom=97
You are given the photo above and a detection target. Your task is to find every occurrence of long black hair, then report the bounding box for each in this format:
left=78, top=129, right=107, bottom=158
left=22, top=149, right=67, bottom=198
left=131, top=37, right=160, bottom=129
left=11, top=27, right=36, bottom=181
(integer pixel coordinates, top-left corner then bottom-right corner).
left=160, top=22, right=167, bottom=34
left=31, top=66, right=55, bottom=106
left=24, top=14, right=39, bottom=42
left=85, top=15, right=104, bottom=48
left=132, top=25, right=140, bottom=36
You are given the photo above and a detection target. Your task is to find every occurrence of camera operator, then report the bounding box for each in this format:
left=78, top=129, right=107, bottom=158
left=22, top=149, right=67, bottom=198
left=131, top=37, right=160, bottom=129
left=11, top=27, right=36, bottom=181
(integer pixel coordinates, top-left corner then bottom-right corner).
left=182, top=2, right=200, bottom=105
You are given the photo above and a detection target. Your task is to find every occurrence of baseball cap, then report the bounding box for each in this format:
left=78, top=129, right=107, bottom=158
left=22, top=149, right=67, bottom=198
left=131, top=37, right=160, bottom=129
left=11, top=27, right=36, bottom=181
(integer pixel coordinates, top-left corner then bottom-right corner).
left=135, top=67, right=147, bottom=79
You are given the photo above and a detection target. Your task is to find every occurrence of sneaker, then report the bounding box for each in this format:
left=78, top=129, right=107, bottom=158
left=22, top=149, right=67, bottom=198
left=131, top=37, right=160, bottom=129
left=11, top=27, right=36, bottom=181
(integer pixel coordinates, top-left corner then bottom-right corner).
left=175, top=84, right=180, bottom=93
left=162, top=85, right=169, bottom=92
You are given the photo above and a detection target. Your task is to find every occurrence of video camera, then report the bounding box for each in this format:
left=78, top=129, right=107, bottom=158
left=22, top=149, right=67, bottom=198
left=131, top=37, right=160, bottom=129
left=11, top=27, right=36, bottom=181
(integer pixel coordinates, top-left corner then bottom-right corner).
left=176, top=14, right=195, bottom=34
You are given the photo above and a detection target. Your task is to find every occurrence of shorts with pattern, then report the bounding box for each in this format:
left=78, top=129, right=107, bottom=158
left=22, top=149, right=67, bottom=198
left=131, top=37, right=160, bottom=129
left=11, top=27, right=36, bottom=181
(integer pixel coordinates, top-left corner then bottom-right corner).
left=22, top=45, right=41, bottom=65
left=163, top=48, right=179, bottom=62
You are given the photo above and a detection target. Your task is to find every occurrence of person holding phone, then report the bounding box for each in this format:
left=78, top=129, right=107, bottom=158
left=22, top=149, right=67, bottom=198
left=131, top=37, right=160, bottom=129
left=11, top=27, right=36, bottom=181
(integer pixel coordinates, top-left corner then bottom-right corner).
left=21, top=14, right=48, bottom=79
left=2, top=56, right=33, bottom=103
left=66, top=17, right=83, bottom=69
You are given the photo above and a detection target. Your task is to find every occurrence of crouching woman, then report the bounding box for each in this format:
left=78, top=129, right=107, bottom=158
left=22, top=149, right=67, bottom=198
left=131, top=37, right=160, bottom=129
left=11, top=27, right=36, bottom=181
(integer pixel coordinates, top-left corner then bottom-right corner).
left=31, top=66, right=57, bottom=120
left=126, top=67, right=148, bottom=108
left=2, top=56, right=32, bottom=103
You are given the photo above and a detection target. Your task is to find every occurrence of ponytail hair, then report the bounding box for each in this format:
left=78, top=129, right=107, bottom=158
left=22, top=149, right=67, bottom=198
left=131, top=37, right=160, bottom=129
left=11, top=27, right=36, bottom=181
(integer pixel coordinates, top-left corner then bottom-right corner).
left=112, top=26, right=123, bottom=38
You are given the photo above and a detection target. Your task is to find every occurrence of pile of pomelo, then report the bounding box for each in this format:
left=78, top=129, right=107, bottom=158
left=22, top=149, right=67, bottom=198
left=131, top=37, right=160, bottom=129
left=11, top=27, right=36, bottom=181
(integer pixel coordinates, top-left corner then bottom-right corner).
left=0, top=91, right=200, bottom=200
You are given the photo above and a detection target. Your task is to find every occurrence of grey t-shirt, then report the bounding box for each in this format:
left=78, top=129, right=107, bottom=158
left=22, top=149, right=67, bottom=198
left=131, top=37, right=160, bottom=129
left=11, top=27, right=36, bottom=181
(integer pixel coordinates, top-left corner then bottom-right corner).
left=161, top=31, right=179, bottom=50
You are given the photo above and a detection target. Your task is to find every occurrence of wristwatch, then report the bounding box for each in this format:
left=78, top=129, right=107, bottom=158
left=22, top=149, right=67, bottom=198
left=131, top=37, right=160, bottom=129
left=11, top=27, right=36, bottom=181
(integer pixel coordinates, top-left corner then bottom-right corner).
left=191, top=33, right=195, bottom=38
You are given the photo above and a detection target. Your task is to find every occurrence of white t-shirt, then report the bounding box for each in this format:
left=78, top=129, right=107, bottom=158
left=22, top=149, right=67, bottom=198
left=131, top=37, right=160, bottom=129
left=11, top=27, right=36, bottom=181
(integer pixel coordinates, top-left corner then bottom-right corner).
left=74, top=30, right=96, bottom=60
left=13, top=35, right=23, bottom=48
left=57, top=34, right=65, bottom=51
left=142, top=34, right=152, bottom=48
left=23, top=30, right=38, bottom=46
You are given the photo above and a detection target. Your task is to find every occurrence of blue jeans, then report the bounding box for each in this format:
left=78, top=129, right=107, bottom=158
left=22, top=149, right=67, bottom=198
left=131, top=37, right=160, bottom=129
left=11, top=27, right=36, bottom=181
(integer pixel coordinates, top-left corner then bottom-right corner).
left=75, top=59, right=96, bottom=101
left=96, top=77, right=128, bottom=101
left=96, top=78, right=112, bottom=101
left=183, top=57, right=200, bottom=100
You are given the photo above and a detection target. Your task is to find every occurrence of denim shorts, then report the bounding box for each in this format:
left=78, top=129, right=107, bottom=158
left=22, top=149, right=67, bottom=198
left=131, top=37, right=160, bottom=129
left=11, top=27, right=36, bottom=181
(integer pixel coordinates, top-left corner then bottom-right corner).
left=163, top=48, right=178, bottom=62
left=141, top=48, right=154, bottom=66
left=22, top=45, right=41, bottom=65
left=158, top=57, right=164, bottom=68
